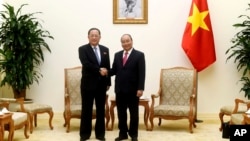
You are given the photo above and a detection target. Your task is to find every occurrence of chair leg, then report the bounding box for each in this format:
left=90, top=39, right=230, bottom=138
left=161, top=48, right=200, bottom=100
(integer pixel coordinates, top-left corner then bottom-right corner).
left=63, top=111, right=67, bottom=127
left=219, top=112, right=224, bottom=131
left=29, top=113, right=34, bottom=134
left=24, top=119, right=30, bottom=138
left=193, top=120, right=197, bottom=128
left=48, top=110, right=54, bottom=130
left=149, top=114, right=154, bottom=131
left=189, top=121, right=193, bottom=133
left=63, top=111, right=71, bottom=133
left=34, top=114, right=37, bottom=127
left=105, top=110, right=110, bottom=130
left=66, top=119, right=71, bottom=133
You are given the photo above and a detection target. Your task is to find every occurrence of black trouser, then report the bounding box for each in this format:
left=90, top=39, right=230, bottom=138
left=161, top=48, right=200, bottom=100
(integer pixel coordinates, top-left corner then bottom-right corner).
left=116, top=92, right=139, bottom=138
left=80, top=88, right=106, bottom=139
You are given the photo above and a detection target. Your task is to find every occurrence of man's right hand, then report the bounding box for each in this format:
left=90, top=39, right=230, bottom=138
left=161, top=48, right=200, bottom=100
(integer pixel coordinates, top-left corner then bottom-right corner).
left=100, top=68, right=108, bottom=76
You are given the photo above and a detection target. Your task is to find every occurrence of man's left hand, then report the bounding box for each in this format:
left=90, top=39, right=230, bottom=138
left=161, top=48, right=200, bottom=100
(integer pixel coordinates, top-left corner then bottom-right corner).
left=137, top=90, right=143, bottom=97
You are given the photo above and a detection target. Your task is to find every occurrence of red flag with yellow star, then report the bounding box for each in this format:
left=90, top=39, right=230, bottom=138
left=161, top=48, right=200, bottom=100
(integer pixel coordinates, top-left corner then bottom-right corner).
left=182, top=0, right=216, bottom=72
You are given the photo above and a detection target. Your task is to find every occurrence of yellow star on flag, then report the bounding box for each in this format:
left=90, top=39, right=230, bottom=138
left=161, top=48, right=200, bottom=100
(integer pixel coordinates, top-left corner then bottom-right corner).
left=188, top=3, right=209, bottom=35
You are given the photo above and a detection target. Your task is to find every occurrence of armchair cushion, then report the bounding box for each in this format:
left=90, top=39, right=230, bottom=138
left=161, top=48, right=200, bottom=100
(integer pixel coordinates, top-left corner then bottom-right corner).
left=69, top=105, right=82, bottom=116
left=230, top=114, right=244, bottom=125
left=220, top=105, right=247, bottom=115
left=219, top=99, right=250, bottom=131
left=12, top=112, right=28, bottom=126
left=0, top=98, right=29, bottom=139
left=153, top=105, right=193, bottom=116
left=19, top=103, right=52, bottom=113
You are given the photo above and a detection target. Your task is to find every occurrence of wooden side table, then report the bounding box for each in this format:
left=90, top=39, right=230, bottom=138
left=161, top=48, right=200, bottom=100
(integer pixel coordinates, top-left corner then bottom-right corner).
left=0, top=113, right=14, bottom=141
left=108, top=98, right=150, bottom=131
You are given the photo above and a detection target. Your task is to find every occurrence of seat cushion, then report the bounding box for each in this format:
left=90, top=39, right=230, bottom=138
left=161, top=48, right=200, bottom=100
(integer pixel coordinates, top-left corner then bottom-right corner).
left=220, top=105, right=247, bottom=115
left=16, top=103, right=52, bottom=113
left=231, top=114, right=244, bottom=125
left=12, top=112, right=28, bottom=126
left=69, top=105, right=81, bottom=116
left=153, top=105, right=192, bottom=116
left=67, top=105, right=96, bottom=116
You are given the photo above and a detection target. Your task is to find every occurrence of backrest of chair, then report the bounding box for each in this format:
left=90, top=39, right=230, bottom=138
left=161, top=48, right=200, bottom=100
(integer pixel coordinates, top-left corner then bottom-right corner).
left=159, top=67, right=197, bottom=106
left=64, top=66, right=82, bottom=106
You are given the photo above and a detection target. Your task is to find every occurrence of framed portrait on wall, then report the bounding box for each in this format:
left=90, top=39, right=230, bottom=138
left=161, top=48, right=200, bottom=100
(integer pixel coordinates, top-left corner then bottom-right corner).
left=113, top=0, right=148, bottom=24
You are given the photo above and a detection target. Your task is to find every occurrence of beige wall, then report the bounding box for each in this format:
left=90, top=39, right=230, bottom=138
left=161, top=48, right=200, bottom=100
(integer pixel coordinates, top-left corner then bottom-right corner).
left=1, top=0, right=249, bottom=114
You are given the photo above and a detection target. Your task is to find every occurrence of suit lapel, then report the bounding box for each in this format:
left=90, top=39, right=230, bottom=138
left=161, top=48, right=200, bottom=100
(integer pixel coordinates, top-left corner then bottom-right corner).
left=123, top=49, right=135, bottom=66
left=118, top=51, right=123, bottom=66
left=99, top=46, right=104, bottom=63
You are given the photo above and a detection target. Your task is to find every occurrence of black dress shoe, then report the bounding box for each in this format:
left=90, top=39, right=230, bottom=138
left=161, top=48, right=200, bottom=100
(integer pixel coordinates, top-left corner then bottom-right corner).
left=115, top=136, right=128, bottom=141
left=131, top=137, right=138, bottom=141
left=80, top=137, right=89, bottom=141
left=96, top=137, right=106, bottom=141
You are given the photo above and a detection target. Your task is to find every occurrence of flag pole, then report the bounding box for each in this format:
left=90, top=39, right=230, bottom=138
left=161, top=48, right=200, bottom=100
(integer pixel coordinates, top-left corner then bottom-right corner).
left=195, top=73, right=203, bottom=123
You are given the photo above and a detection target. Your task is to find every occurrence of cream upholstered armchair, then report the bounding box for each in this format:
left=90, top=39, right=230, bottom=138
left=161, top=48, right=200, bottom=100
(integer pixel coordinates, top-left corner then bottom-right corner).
left=219, top=98, right=249, bottom=130
left=149, top=67, right=197, bottom=133
left=0, top=98, right=29, bottom=139
left=63, top=66, right=110, bottom=132
left=228, top=99, right=250, bottom=125
left=15, top=102, right=54, bottom=133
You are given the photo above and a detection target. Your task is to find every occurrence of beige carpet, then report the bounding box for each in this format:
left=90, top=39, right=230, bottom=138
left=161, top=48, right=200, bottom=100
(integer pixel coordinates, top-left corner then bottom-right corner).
left=4, top=113, right=228, bottom=141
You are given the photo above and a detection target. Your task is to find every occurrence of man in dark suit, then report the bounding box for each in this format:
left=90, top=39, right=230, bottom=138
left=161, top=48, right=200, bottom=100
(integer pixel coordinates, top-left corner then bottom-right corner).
left=78, top=27, right=111, bottom=141
left=109, top=34, right=145, bottom=141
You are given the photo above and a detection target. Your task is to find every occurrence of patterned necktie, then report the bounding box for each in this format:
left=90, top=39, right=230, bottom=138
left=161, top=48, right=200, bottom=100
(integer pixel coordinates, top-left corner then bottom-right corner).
left=94, top=47, right=100, bottom=64
left=123, top=51, right=128, bottom=66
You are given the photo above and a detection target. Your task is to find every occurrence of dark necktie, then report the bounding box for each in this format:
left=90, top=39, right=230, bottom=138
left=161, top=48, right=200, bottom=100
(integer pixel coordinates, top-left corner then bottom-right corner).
left=94, top=47, right=100, bottom=64
left=123, top=51, right=128, bottom=66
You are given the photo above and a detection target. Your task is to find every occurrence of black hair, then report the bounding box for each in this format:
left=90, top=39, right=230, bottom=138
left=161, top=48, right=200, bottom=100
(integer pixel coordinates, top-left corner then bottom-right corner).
left=121, top=34, right=133, bottom=41
left=88, top=27, right=101, bottom=35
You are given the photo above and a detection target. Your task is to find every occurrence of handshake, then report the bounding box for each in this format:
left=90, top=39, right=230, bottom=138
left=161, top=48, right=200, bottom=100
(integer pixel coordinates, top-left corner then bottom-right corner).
left=99, top=68, right=108, bottom=76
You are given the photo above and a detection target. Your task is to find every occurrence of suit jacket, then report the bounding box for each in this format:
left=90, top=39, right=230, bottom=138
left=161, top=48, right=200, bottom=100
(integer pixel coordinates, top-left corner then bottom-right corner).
left=110, top=48, right=145, bottom=94
left=78, top=43, right=111, bottom=91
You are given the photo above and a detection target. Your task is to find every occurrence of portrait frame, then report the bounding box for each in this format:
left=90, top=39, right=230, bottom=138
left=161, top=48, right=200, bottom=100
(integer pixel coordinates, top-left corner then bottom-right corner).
left=113, top=0, right=148, bottom=24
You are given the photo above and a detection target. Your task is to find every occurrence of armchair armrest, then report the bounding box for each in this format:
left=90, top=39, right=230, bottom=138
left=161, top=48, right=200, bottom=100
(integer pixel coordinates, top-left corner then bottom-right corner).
left=64, top=92, right=71, bottom=112
left=150, top=92, right=160, bottom=110
left=232, top=98, right=250, bottom=113
left=247, top=102, right=250, bottom=110
left=15, top=98, right=25, bottom=112
left=65, top=88, right=69, bottom=97
left=0, top=101, right=10, bottom=109
left=189, top=93, right=196, bottom=115
left=189, top=93, right=196, bottom=103
left=0, top=97, right=25, bottom=112
left=151, top=88, right=161, bottom=100
left=0, top=98, right=17, bottom=102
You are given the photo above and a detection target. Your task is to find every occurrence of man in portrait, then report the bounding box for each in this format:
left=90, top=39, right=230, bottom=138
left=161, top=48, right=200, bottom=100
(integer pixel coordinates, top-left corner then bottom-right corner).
left=119, top=0, right=142, bottom=19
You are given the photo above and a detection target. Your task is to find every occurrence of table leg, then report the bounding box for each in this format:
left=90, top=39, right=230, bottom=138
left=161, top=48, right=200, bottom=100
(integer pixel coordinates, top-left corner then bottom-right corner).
left=8, top=120, right=14, bottom=141
left=0, top=122, right=4, bottom=141
left=109, top=102, right=116, bottom=131
left=141, top=102, right=149, bottom=130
